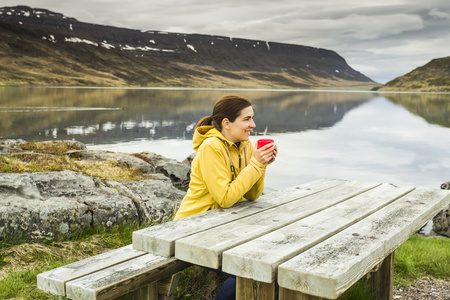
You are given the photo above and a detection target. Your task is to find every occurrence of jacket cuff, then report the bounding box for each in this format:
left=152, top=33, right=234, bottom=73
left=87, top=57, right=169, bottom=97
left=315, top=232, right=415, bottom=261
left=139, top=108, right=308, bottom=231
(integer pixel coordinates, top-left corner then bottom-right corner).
left=250, top=156, right=267, bottom=170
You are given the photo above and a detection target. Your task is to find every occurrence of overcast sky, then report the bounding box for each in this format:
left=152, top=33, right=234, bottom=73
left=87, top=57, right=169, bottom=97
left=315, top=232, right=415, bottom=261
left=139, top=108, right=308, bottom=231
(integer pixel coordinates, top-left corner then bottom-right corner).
left=4, top=0, right=450, bottom=83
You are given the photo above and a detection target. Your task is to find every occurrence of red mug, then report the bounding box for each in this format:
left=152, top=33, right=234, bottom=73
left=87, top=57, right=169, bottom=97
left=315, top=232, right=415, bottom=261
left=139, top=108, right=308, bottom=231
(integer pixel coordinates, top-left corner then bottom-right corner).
left=257, top=139, right=274, bottom=149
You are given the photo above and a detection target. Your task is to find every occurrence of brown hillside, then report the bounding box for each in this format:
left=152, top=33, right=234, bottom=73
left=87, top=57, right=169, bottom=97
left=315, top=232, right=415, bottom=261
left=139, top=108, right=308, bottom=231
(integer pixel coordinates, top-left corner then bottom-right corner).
left=377, top=56, right=450, bottom=92
left=0, top=6, right=377, bottom=89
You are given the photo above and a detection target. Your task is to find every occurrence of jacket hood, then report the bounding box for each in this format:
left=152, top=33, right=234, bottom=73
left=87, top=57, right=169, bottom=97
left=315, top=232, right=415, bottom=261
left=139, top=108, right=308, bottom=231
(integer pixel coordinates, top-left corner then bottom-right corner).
left=192, top=126, right=224, bottom=151
left=192, top=125, right=249, bottom=151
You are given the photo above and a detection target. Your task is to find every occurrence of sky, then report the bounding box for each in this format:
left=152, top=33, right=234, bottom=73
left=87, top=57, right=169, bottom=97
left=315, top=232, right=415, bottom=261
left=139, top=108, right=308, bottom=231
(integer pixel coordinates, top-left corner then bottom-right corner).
left=4, top=0, right=450, bottom=84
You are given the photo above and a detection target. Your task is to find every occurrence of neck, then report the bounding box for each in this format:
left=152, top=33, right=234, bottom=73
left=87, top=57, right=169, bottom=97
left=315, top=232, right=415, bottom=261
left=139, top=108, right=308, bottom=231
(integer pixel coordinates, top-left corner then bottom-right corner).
left=221, top=130, right=238, bottom=143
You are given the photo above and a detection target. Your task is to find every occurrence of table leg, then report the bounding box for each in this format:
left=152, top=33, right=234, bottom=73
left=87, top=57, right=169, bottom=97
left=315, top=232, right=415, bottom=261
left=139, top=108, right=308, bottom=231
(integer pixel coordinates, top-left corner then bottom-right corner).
left=279, top=287, right=328, bottom=300
left=123, top=281, right=158, bottom=300
left=367, top=251, right=395, bottom=300
left=236, top=277, right=278, bottom=300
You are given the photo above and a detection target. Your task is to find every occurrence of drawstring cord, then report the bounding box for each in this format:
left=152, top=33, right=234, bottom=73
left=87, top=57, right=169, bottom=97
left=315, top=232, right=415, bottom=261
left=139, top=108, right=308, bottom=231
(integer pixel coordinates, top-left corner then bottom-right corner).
left=225, top=142, right=248, bottom=181
left=225, top=142, right=235, bottom=181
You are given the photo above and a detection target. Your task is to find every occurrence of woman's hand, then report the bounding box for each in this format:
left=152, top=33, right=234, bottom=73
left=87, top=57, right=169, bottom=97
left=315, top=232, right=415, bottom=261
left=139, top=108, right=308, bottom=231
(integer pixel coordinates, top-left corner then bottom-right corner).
left=254, top=143, right=278, bottom=165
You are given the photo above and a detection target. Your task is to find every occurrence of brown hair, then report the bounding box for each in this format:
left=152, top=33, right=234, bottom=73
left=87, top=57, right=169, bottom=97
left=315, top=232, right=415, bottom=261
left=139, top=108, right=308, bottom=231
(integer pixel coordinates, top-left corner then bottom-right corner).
left=196, top=95, right=253, bottom=131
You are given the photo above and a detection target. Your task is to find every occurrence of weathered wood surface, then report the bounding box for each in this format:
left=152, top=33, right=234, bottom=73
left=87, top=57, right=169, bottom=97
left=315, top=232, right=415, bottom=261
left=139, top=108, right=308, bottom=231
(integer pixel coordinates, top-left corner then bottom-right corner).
left=222, top=183, right=414, bottom=283
left=366, top=252, right=395, bottom=300
left=175, top=180, right=380, bottom=268
left=66, top=253, right=190, bottom=300
left=277, top=187, right=450, bottom=299
left=236, top=277, right=278, bottom=300
left=37, top=245, right=146, bottom=296
left=133, top=178, right=347, bottom=257
left=123, top=282, right=157, bottom=300
left=278, top=252, right=395, bottom=300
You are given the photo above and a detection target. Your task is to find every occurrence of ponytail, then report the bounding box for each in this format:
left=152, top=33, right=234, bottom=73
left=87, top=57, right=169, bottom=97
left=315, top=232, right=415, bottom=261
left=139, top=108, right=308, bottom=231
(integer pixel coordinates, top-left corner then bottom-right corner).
left=195, top=95, right=252, bottom=131
left=195, top=116, right=213, bottom=129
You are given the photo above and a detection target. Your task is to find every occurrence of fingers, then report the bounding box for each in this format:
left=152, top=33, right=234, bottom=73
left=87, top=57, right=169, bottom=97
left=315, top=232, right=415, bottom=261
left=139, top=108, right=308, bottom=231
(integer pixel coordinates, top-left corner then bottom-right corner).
left=260, top=143, right=274, bottom=151
left=254, top=143, right=278, bottom=165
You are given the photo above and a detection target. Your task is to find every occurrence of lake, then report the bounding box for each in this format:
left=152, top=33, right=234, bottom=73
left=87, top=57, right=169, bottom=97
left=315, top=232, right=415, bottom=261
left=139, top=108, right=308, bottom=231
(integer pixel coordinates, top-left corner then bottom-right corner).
left=1, top=87, right=449, bottom=191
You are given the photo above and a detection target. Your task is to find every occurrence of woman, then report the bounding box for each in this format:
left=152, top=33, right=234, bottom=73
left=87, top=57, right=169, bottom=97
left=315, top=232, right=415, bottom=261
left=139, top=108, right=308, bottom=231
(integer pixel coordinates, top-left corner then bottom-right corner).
left=174, top=95, right=277, bottom=300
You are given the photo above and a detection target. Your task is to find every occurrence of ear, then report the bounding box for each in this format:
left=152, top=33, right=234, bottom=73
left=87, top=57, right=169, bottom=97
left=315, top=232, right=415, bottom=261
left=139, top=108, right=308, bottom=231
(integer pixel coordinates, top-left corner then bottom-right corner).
left=222, top=118, right=230, bottom=130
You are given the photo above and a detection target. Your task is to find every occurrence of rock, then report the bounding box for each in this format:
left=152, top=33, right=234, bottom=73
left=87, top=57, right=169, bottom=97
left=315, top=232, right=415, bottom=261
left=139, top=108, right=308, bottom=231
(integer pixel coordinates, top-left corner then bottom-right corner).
left=432, top=181, right=450, bottom=237
left=37, top=140, right=87, bottom=151
left=0, top=139, right=26, bottom=145
left=142, top=152, right=191, bottom=190
left=0, top=139, right=26, bottom=154
left=69, top=149, right=190, bottom=190
left=0, top=170, right=185, bottom=242
left=68, top=149, right=156, bottom=173
left=182, top=152, right=196, bottom=166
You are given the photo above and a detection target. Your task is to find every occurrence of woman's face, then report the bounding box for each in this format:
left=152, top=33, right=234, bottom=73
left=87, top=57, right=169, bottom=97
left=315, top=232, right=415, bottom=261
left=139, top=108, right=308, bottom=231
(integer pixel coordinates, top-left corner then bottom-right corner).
left=223, top=106, right=256, bottom=143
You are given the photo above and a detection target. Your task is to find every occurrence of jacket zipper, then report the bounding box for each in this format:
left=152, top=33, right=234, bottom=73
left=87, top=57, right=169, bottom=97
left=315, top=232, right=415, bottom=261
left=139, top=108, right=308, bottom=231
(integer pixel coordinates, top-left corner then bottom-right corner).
left=235, top=144, right=241, bottom=168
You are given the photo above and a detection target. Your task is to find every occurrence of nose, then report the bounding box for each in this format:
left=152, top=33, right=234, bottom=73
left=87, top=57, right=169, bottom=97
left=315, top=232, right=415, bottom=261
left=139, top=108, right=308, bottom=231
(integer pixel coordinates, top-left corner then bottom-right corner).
left=250, top=119, right=256, bottom=128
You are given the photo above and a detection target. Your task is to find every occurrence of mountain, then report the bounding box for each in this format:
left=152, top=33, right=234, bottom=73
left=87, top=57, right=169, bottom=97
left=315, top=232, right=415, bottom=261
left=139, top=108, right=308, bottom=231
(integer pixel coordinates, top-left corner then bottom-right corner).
left=0, top=5, right=377, bottom=89
left=376, top=56, right=450, bottom=92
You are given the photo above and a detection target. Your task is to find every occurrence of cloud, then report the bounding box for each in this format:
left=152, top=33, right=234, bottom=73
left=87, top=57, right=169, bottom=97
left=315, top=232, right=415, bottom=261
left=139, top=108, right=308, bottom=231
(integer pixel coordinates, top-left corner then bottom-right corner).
left=429, top=8, right=450, bottom=20
left=2, top=0, right=450, bottom=84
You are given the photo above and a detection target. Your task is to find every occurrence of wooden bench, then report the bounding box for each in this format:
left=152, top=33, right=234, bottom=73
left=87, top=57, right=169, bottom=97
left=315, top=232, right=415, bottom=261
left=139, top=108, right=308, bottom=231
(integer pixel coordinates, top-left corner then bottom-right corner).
left=38, top=178, right=450, bottom=299
left=37, top=245, right=190, bottom=300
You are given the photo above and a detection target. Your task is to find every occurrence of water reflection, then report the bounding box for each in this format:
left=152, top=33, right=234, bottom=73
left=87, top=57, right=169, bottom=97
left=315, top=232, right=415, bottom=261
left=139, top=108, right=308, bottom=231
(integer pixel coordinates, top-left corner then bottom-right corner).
left=0, top=87, right=374, bottom=144
left=384, top=93, right=450, bottom=128
left=1, top=87, right=450, bottom=190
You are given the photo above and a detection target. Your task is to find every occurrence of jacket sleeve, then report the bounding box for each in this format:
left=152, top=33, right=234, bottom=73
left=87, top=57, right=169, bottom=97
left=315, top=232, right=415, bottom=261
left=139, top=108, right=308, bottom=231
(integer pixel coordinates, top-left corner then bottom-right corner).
left=244, top=143, right=265, bottom=200
left=199, top=141, right=266, bottom=208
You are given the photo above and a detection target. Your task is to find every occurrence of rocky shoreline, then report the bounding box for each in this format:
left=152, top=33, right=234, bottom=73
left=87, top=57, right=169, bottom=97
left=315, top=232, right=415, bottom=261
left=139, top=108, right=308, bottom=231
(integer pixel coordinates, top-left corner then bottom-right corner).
left=0, top=139, right=191, bottom=242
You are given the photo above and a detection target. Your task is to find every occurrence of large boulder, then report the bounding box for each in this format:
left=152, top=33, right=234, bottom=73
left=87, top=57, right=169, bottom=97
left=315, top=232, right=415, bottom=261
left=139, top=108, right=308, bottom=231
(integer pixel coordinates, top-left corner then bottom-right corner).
left=432, top=181, right=450, bottom=237
left=69, top=149, right=191, bottom=190
left=0, top=170, right=185, bottom=242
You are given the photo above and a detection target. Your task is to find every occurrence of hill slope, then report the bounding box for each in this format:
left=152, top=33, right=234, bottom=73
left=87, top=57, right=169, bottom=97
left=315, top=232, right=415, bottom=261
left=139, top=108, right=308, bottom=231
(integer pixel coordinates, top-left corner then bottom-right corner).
left=377, top=56, right=450, bottom=92
left=0, top=5, right=377, bottom=89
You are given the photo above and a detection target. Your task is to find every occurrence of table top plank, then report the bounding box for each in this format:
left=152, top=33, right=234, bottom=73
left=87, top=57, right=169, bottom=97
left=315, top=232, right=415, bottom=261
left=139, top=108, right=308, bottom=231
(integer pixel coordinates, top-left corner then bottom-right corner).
left=175, top=180, right=380, bottom=269
left=222, top=183, right=415, bottom=283
left=37, top=245, right=146, bottom=296
left=277, top=187, right=450, bottom=299
left=133, top=178, right=347, bottom=257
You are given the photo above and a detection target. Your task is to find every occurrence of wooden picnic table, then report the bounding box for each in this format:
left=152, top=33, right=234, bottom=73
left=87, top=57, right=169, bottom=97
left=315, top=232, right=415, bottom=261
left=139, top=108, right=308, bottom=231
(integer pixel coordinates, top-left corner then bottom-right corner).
left=133, top=178, right=450, bottom=299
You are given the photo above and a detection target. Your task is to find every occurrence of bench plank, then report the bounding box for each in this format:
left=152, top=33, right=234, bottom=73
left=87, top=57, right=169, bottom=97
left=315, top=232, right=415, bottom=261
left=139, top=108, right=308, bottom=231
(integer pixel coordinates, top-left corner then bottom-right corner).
left=277, top=187, right=450, bottom=299
left=133, top=179, right=347, bottom=257
left=66, top=254, right=190, bottom=300
left=37, top=245, right=146, bottom=296
left=175, top=181, right=380, bottom=269
left=222, top=183, right=414, bottom=282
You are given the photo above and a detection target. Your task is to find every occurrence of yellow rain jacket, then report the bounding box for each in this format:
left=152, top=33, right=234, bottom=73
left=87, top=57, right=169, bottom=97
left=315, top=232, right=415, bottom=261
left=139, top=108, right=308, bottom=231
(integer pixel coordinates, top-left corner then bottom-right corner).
left=174, top=126, right=266, bottom=220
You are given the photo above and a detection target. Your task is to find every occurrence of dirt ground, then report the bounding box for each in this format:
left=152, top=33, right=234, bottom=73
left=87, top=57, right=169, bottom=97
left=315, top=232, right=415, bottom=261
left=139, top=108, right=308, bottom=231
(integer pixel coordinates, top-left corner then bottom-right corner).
left=393, top=278, right=450, bottom=300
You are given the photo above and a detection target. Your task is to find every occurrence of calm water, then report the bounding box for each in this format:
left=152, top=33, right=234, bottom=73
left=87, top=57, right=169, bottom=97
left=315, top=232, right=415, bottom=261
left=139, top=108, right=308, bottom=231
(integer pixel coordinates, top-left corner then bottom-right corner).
left=1, top=87, right=450, bottom=190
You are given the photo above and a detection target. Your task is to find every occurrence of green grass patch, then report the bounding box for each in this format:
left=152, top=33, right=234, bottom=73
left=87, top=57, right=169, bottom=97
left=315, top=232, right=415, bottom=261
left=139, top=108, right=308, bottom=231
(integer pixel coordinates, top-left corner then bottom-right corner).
left=0, top=221, right=156, bottom=299
left=0, top=227, right=448, bottom=299
left=394, top=235, right=450, bottom=286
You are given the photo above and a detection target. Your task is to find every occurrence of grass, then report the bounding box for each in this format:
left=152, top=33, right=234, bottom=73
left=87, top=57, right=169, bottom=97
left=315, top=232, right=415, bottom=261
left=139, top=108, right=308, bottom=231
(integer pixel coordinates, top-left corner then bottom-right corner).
left=394, top=235, right=450, bottom=286
left=0, top=141, right=153, bottom=181
left=0, top=221, right=150, bottom=300
left=0, top=230, right=449, bottom=300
